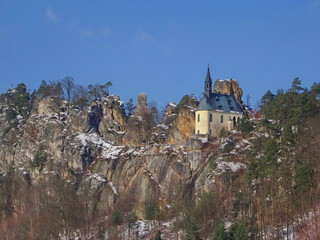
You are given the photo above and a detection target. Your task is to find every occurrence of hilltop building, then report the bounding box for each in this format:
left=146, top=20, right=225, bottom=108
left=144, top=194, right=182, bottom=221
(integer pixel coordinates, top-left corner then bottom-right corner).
left=195, top=67, right=244, bottom=136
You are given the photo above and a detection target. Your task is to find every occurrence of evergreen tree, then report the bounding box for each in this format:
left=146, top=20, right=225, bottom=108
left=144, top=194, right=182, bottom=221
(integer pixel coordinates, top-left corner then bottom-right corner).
left=153, top=230, right=162, bottom=240
left=145, top=200, right=158, bottom=220
left=184, top=215, right=202, bottom=240
left=229, top=221, right=247, bottom=240
left=260, top=90, right=275, bottom=118
left=261, top=90, right=274, bottom=106
left=290, top=77, right=304, bottom=93
left=125, top=98, right=136, bottom=117
left=176, top=95, right=190, bottom=113
left=127, top=212, right=138, bottom=232
left=37, top=80, right=63, bottom=98
left=6, top=83, right=31, bottom=122
left=211, top=222, right=228, bottom=240
left=111, top=210, right=123, bottom=225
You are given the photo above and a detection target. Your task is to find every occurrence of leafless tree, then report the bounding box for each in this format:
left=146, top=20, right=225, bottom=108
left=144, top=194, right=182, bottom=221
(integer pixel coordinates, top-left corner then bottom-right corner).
left=61, top=76, right=75, bottom=114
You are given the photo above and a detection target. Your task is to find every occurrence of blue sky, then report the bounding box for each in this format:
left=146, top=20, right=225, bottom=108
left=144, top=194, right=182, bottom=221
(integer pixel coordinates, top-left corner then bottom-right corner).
left=1, top=1, right=320, bottom=109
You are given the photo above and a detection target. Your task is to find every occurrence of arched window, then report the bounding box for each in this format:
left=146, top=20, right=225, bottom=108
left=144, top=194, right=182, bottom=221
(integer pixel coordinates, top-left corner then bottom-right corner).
left=209, top=113, right=213, bottom=122
left=233, top=116, right=236, bottom=127
left=197, top=114, right=200, bottom=122
left=220, top=115, right=223, bottom=123
left=197, top=130, right=200, bottom=134
left=237, top=117, right=240, bottom=124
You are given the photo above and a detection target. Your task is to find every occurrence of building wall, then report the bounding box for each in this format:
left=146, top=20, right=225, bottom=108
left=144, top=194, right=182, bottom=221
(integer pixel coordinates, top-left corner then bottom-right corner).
left=195, top=110, right=210, bottom=135
left=195, top=110, right=243, bottom=136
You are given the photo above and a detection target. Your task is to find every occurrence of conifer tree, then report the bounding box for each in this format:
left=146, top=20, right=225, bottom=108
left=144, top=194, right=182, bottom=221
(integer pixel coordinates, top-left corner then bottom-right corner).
left=211, top=222, right=228, bottom=240
left=184, top=215, right=202, bottom=240
left=125, top=98, right=136, bottom=117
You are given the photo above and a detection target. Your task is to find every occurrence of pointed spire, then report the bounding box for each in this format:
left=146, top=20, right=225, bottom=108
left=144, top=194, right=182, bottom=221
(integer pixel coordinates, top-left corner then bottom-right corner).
left=204, top=65, right=212, bottom=98
left=205, top=65, right=212, bottom=83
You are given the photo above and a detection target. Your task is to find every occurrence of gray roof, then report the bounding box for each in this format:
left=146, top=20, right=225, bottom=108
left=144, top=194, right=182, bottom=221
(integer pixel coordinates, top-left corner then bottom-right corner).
left=197, top=93, right=243, bottom=113
left=205, top=67, right=212, bottom=83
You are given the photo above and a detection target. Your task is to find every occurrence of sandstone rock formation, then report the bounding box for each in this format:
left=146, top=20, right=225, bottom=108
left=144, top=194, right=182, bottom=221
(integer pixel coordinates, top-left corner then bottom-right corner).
left=0, top=85, right=251, bottom=238
left=135, top=92, right=148, bottom=117
left=214, top=78, right=243, bottom=104
left=163, top=96, right=199, bottom=144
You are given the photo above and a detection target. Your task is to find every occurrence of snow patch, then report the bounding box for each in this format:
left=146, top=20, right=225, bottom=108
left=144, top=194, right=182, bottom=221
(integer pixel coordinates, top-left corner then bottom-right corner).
left=108, top=181, right=119, bottom=196
left=169, top=102, right=177, bottom=108
left=87, top=173, right=107, bottom=183
left=216, top=161, right=245, bottom=173
left=76, top=133, right=124, bottom=160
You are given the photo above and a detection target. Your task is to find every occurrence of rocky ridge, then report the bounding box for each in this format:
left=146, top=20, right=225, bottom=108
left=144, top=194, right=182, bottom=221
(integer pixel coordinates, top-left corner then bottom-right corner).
left=0, top=85, right=249, bottom=239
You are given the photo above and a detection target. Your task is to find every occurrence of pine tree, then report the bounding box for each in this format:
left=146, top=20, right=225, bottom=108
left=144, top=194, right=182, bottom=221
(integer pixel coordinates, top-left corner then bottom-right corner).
left=184, top=215, right=202, bottom=240
left=211, top=222, right=228, bottom=240
left=111, top=210, right=123, bottom=225
left=229, top=221, right=247, bottom=240
left=153, top=230, right=162, bottom=240
left=125, top=98, right=136, bottom=117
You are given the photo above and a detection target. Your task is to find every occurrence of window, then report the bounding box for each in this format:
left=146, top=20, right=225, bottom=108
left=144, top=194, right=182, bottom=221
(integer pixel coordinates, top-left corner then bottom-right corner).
left=210, top=129, right=212, bottom=134
left=197, top=130, right=200, bottom=134
left=220, top=115, right=223, bottom=123
left=209, top=113, right=213, bottom=122
left=197, top=114, right=200, bottom=122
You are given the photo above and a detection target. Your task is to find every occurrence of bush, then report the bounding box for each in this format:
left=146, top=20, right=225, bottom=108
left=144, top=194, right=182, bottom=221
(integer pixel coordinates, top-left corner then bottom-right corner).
left=30, top=151, right=47, bottom=172
left=211, top=221, right=228, bottom=240
left=229, top=221, right=247, bottom=239
left=111, top=210, right=123, bottom=225
left=145, top=200, right=158, bottom=220
left=237, top=117, right=253, bottom=134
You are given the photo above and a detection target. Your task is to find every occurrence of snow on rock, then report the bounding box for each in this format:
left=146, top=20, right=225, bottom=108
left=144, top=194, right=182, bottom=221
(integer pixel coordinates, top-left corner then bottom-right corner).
left=198, top=137, right=208, bottom=143
left=169, top=102, right=177, bottom=108
left=108, top=181, right=119, bottom=196
left=132, top=147, right=146, bottom=156
left=157, top=124, right=169, bottom=130
left=87, top=173, right=107, bottom=183
left=216, top=161, right=245, bottom=173
left=219, top=138, right=233, bottom=149
left=76, top=133, right=124, bottom=160
left=136, top=220, right=150, bottom=238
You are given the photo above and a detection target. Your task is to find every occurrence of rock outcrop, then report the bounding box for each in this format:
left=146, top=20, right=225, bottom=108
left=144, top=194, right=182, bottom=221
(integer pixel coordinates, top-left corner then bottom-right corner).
left=0, top=85, right=252, bottom=239
left=135, top=92, right=148, bottom=117
left=164, top=96, right=199, bottom=144
left=95, top=95, right=127, bottom=143
left=214, top=79, right=243, bottom=104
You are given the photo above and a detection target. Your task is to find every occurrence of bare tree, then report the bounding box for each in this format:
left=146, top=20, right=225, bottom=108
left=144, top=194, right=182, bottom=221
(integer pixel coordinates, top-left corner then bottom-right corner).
left=61, top=76, right=75, bottom=114
left=72, top=85, right=89, bottom=110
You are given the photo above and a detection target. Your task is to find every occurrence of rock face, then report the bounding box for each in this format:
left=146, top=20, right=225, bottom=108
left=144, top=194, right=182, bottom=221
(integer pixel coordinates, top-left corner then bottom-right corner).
left=0, top=86, right=251, bottom=238
left=164, top=96, right=199, bottom=144
left=135, top=93, right=148, bottom=117
left=214, top=79, right=243, bottom=104
left=166, top=107, right=195, bottom=144
left=94, top=95, right=127, bottom=143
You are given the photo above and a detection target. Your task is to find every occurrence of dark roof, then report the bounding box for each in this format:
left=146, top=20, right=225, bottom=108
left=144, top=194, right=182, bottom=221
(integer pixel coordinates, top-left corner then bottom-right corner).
left=205, top=67, right=212, bottom=83
left=197, top=93, right=243, bottom=113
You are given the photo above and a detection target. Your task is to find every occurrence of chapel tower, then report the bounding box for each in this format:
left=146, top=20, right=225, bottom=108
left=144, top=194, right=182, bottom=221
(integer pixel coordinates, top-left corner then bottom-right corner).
left=204, top=65, right=212, bottom=98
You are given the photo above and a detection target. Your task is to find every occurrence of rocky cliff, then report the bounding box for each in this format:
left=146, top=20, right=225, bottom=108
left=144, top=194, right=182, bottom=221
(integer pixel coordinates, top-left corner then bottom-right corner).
left=214, top=78, right=243, bottom=104
left=0, top=87, right=248, bottom=239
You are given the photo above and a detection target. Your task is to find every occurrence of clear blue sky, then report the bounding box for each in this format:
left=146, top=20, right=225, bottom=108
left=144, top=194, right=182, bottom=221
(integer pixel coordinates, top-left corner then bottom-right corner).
left=1, top=1, right=320, bottom=109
